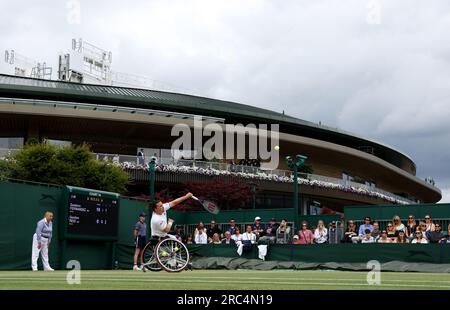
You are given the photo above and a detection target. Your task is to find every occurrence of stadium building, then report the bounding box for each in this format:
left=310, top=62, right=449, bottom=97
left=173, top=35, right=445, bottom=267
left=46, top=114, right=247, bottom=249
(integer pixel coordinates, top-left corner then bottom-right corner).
left=0, top=72, right=441, bottom=212
left=0, top=40, right=442, bottom=216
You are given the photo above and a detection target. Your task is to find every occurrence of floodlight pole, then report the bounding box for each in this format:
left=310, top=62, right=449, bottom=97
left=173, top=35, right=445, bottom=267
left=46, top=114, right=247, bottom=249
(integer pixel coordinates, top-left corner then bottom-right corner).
left=286, top=155, right=307, bottom=231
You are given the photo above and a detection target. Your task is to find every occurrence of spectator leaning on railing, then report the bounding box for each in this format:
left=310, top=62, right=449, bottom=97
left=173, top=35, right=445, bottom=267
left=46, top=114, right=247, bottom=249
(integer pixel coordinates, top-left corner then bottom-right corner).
left=239, top=225, right=257, bottom=255
left=313, top=220, right=328, bottom=244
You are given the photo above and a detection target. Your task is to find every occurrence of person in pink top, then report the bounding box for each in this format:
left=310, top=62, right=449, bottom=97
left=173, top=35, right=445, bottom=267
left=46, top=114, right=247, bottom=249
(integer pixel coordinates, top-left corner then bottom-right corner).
left=297, top=221, right=314, bottom=244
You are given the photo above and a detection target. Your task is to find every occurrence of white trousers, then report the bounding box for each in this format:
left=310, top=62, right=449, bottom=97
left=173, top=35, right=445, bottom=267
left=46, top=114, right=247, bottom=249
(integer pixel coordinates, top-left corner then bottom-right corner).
left=31, top=233, right=52, bottom=270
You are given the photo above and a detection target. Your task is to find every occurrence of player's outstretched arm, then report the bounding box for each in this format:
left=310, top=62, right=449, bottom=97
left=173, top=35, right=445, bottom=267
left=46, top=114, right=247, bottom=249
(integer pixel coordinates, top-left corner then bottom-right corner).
left=169, top=192, right=193, bottom=208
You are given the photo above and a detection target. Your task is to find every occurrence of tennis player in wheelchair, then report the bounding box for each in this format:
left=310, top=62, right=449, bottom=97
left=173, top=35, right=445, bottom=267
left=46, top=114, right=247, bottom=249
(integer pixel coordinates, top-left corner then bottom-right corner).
left=140, top=192, right=193, bottom=272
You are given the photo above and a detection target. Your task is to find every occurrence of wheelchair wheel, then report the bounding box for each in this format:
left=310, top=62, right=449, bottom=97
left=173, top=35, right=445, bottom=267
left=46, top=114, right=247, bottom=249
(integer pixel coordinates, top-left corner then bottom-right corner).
left=155, top=238, right=190, bottom=272
left=140, top=242, right=162, bottom=272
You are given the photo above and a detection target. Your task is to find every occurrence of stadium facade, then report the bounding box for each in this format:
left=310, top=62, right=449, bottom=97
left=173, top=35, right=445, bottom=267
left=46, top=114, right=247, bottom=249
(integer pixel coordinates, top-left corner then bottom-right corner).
left=0, top=73, right=442, bottom=214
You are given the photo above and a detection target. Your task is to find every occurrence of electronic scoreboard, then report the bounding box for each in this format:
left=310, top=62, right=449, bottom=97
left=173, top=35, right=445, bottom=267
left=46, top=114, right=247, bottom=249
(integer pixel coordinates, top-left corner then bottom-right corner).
left=61, top=186, right=120, bottom=240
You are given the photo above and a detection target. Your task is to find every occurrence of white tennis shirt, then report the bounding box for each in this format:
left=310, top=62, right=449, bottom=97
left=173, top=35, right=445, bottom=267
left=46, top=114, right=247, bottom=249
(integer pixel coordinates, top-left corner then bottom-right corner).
left=151, top=203, right=171, bottom=237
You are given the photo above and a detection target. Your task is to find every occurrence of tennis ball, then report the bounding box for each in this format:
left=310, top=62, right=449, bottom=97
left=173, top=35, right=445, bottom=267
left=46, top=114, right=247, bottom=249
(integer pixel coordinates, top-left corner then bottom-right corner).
left=161, top=251, right=168, bottom=257
left=274, top=145, right=280, bottom=151
left=174, top=246, right=179, bottom=252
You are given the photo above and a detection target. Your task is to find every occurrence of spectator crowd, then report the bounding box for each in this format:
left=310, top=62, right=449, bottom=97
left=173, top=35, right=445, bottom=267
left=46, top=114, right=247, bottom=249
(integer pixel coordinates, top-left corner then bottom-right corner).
left=172, top=214, right=450, bottom=246
left=339, top=214, right=449, bottom=244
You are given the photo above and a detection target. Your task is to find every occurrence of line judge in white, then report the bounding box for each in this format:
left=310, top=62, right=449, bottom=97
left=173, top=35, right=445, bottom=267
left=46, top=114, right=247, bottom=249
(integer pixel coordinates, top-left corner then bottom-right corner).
left=151, top=193, right=194, bottom=239
left=31, top=211, right=54, bottom=271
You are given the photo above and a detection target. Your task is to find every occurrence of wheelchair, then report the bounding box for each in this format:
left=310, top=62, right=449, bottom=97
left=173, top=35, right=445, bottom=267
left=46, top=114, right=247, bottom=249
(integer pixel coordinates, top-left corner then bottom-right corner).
left=140, top=236, right=190, bottom=272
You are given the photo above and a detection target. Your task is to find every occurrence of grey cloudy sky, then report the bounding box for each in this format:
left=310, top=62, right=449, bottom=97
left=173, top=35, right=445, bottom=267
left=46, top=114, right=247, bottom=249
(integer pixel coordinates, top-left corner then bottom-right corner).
left=1, top=0, right=449, bottom=202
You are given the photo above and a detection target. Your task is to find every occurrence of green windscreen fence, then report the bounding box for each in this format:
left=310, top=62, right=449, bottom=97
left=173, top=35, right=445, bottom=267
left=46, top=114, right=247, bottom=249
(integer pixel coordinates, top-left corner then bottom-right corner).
left=0, top=181, right=63, bottom=270
left=1, top=180, right=450, bottom=270
left=185, top=243, right=450, bottom=264
left=0, top=181, right=148, bottom=270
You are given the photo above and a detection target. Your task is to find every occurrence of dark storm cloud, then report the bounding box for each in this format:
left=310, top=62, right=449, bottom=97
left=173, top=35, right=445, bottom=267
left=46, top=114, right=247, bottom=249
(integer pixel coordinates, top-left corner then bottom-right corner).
left=1, top=0, right=449, bottom=201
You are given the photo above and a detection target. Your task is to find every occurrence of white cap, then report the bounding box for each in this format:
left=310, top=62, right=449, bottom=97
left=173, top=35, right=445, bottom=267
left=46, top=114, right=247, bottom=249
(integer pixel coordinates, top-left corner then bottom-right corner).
left=293, top=235, right=299, bottom=240
left=255, top=216, right=261, bottom=221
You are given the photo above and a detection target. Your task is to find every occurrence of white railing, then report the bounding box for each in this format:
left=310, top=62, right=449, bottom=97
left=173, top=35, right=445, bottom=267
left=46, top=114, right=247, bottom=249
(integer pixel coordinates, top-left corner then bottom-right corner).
left=0, top=148, right=19, bottom=158
left=94, top=152, right=415, bottom=204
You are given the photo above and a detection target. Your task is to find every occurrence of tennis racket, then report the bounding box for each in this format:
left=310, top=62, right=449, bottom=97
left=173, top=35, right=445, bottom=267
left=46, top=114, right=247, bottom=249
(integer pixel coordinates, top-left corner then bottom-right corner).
left=191, top=196, right=220, bottom=215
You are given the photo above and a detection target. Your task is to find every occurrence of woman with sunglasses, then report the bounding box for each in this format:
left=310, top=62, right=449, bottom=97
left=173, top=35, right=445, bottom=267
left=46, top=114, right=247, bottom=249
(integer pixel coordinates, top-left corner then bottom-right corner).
left=343, top=220, right=357, bottom=243
left=386, top=222, right=396, bottom=241
left=423, top=215, right=436, bottom=232
left=405, top=215, right=417, bottom=239
left=298, top=221, right=314, bottom=245
left=394, top=230, right=409, bottom=243
left=411, top=229, right=428, bottom=244
left=392, top=215, right=406, bottom=236
left=377, top=230, right=392, bottom=243
left=418, top=222, right=427, bottom=235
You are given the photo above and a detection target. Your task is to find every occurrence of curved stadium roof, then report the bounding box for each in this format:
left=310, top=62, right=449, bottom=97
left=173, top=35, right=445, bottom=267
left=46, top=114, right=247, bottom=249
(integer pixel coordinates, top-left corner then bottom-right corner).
left=0, top=73, right=415, bottom=174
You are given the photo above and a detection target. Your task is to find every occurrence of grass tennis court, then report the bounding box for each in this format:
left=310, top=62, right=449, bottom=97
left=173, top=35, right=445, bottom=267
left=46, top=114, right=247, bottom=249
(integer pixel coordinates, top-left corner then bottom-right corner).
left=1, top=270, right=450, bottom=290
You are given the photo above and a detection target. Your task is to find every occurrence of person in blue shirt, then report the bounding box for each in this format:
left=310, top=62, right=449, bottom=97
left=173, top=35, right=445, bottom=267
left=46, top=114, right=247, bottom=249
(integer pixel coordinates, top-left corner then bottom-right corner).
left=352, top=216, right=374, bottom=243
left=133, top=213, right=147, bottom=270
left=251, top=217, right=265, bottom=238
left=31, top=211, right=54, bottom=271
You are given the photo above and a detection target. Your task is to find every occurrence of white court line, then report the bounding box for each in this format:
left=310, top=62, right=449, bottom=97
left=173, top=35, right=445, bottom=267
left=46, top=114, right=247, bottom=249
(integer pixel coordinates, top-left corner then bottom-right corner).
left=1, top=277, right=450, bottom=289
left=4, top=275, right=449, bottom=284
